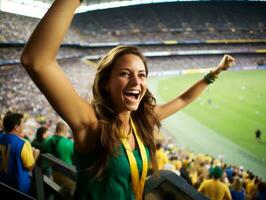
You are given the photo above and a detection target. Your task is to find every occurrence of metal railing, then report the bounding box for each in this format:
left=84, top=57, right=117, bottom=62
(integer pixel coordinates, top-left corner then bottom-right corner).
left=33, top=153, right=209, bottom=200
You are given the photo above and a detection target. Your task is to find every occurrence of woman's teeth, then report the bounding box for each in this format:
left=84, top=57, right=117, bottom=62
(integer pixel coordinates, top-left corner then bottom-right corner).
left=125, top=90, right=140, bottom=99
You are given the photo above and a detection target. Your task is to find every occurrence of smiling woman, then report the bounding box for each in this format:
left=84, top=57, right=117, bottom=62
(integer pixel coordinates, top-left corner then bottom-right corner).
left=20, top=0, right=235, bottom=199
left=104, top=52, right=147, bottom=113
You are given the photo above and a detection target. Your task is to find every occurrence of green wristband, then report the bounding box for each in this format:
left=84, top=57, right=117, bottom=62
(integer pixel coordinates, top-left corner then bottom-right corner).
left=204, top=72, right=215, bottom=84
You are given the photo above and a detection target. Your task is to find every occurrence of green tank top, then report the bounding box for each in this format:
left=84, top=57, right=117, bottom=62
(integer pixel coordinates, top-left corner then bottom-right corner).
left=74, top=144, right=150, bottom=200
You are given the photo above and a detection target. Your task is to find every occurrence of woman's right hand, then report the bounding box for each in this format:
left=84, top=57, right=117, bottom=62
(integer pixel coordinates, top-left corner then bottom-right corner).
left=21, top=0, right=96, bottom=152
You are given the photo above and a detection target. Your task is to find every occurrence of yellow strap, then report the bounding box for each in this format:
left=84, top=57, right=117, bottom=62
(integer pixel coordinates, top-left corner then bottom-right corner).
left=120, top=118, right=148, bottom=200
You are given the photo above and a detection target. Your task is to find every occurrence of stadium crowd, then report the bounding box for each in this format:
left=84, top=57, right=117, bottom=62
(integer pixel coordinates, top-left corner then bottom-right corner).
left=1, top=111, right=266, bottom=199
left=154, top=137, right=266, bottom=200
left=1, top=2, right=266, bottom=43
left=0, top=54, right=265, bottom=200
left=0, top=59, right=95, bottom=121
left=1, top=1, right=266, bottom=199
left=1, top=53, right=265, bottom=121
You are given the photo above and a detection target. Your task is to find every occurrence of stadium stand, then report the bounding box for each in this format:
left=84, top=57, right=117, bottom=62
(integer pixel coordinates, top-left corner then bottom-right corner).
left=72, top=1, right=266, bottom=42
left=1, top=1, right=266, bottom=43
left=1, top=0, right=266, bottom=199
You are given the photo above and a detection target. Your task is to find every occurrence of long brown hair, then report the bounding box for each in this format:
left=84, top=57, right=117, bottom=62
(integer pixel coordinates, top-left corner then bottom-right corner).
left=91, top=45, right=160, bottom=179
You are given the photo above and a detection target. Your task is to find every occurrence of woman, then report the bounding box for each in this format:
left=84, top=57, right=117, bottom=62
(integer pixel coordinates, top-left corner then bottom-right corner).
left=20, top=0, right=235, bottom=199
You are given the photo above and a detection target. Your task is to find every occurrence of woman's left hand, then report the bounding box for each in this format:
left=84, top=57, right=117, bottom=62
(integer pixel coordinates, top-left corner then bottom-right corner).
left=216, top=54, right=236, bottom=71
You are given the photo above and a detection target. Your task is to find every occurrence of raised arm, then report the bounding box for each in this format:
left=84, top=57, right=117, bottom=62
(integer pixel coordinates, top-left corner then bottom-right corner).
left=20, top=0, right=96, bottom=150
left=154, top=55, right=235, bottom=121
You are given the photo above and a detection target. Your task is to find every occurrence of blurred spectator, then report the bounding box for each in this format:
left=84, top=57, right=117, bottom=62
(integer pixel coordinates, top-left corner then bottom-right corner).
left=225, top=165, right=234, bottom=182
left=189, top=161, right=199, bottom=186
left=0, top=111, right=12, bottom=134
left=31, top=126, right=48, bottom=152
left=0, top=112, right=39, bottom=195
left=198, top=166, right=232, bottom=200
left=180, top=157, right=192, bottom=185
left=254, top=181, right=266, bottom=200
left=43, top=122, right=74, bottom=165
left=43, top=121, right=75, bottom=196
left=246, top=176, right=259, bottom=200
left=155, top=142, right=169, bottom=170
left=230, top=176, right=245, bottom=200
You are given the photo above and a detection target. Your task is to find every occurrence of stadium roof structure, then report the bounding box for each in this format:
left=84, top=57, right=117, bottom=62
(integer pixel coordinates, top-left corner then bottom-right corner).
left=1, top=0, right=266, bottom=18
left=0, top=0, right=177, bottom=18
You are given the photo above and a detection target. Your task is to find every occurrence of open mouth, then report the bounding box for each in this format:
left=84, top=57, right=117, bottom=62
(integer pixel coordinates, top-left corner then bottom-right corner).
left=124, top=90, right=141, bottom=101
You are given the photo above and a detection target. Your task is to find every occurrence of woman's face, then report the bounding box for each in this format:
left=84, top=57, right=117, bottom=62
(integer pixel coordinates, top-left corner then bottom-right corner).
left=106, top=54, right=147, bottom=113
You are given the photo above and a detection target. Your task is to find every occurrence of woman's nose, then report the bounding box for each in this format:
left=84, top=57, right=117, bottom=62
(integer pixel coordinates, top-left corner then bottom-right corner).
left=130, top=74, right=140, bottom=85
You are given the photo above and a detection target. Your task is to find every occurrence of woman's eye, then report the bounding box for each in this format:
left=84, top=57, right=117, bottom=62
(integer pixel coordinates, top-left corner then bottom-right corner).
left=139, top=73, right=147, bottom=78
left=120, top=72, right=130, bottom=77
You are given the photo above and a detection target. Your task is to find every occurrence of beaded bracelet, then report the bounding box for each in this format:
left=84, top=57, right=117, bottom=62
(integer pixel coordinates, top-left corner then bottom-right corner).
left=204, top=71, right=217, bottom=84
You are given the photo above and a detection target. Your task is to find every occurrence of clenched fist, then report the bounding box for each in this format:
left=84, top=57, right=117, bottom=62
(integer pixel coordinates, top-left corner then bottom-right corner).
left=217, top=54, right=235, bottom=71
left=212, top=54, right=235, bottom=76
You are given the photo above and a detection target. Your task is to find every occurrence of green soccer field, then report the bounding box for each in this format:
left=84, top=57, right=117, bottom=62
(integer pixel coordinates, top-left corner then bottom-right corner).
left=153, top=69, right=266, bottom=162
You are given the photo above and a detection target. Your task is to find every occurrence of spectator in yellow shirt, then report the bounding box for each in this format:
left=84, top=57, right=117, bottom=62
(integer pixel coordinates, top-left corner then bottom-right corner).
left=198, top=166, right=232, bottom=200
left=155, top=142, right=169, bottom=170
left=246, top=176, right=259, bottom=200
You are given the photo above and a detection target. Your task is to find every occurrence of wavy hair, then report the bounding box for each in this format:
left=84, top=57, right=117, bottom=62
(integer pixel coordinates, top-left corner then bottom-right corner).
left=91, top=45, right=161, bottom=179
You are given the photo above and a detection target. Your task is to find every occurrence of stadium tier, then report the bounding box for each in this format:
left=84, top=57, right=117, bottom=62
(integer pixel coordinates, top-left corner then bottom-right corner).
left=1, top=1, right=266, bottom=199
left=0, top=1, right=266, bottom=43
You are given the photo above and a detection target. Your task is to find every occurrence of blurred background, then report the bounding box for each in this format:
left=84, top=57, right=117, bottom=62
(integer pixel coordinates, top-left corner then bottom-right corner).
left=1, top=0, right=266, bottom=199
